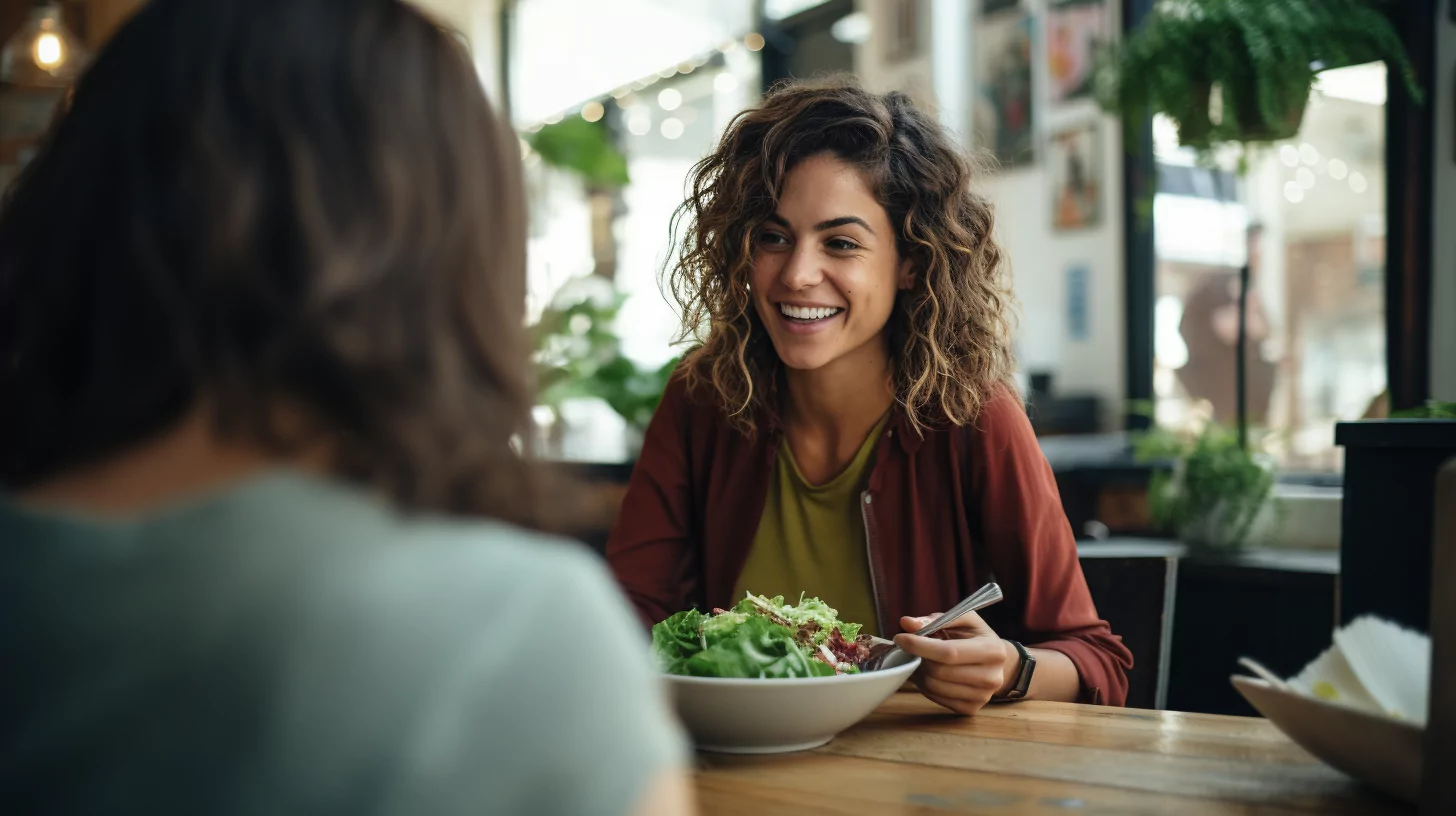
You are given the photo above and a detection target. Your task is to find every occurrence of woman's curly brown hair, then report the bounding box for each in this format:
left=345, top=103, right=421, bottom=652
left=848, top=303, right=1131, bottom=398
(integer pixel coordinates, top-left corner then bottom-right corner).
left=667, top=77, right=1017, bottom=437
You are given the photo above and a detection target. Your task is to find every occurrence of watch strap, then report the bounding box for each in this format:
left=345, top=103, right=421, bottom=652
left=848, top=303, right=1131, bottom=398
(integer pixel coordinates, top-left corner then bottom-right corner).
left=1003, top=639, right=1035, bottom=700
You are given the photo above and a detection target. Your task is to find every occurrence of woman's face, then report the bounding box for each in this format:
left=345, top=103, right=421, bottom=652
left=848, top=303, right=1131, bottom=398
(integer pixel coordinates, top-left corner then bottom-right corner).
left=750, top=153, right=913, bottom=373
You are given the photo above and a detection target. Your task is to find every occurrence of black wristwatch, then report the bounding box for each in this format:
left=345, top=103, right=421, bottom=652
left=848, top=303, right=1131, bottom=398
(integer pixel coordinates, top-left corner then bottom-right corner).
left=1003, top=640, right=1035, bottom=700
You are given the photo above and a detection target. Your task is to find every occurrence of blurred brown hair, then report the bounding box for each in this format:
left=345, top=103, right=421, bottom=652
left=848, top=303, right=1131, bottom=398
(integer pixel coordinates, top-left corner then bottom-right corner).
left=0, top=0, right=550, bottom=527
left=667, top=76, right=1017, bottom=436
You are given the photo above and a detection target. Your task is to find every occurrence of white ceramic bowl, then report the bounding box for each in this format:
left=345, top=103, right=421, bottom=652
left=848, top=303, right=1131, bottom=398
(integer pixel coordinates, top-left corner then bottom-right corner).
left=1232, top=675, right=1424, bottom=803
left=665, top=639, right=921, bottom=754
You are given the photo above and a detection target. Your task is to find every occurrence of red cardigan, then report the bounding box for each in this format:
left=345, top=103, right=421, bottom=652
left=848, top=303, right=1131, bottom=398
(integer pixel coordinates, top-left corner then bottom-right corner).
left=605, top=378, right=1133, bottom=705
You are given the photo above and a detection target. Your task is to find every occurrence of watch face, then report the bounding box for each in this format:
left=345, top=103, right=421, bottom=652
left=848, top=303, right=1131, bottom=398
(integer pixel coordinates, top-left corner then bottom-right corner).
left=1015, top=652, right=1036, bottom=697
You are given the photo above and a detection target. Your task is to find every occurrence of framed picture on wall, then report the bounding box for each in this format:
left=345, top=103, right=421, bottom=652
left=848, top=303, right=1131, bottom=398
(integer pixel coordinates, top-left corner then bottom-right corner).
left=1050, top=120, right=1102, bottom=230
left=1046, top=0, right=1108, bottom=105
left=973, top=5, right=1036, bottom=167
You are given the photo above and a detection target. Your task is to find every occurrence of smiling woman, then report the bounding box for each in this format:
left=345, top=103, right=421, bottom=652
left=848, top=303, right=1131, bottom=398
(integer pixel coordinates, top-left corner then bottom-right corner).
left=608, top=77, right=1133, bottom=716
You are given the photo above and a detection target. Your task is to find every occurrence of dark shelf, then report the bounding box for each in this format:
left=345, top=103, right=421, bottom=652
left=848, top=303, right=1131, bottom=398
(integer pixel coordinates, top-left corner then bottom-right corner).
left=1334, top=418, right=1456, bottom=448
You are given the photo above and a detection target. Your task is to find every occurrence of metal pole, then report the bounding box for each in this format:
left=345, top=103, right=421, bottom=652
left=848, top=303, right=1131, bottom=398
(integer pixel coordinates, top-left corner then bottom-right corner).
left=1236, top=259, right=1249, bottom=451
left=497, top=0, right=515, bottom=124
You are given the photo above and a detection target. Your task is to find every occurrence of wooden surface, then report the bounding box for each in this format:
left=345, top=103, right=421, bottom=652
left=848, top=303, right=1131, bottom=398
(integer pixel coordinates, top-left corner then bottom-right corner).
left=695, top=694, right=1408, bottom=815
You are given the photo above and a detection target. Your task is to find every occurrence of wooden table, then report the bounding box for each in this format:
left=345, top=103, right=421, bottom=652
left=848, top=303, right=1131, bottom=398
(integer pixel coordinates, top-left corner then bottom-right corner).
left=695, top=694, right=1409, bottom=815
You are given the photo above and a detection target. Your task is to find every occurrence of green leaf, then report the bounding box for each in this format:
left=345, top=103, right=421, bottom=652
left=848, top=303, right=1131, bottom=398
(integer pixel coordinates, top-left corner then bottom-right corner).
left=676, top=616, right=835, bottom=679
left=655, top=593, right=868, bottom=678
left=734, top=593, right=861, bottom=646
left=1094, top=0, right=1422, bottom=169
left=651, top=609, right=707, bottom=669
left=525, top=117, right=630, bottom=188
left=529, top=275, right=677, bottom=429
left=1134, top=422, right=1274, bottom=550
left=697, top=609, right=749, bottom=647
left=1391, top=400, right=1456, bottom=419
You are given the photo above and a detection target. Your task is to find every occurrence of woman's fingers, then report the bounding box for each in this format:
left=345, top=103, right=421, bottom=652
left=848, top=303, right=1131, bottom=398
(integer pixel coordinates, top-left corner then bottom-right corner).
left=896, top=611, right=1011, bottom=716
left=900, top=614, right=943, bottom=640
left=931, top=610, right=997, bottom=637
left=918, top=685, right=992, bottom=716
left=917, top=674, right=996, bottom=704
left=894, top=632, right=959, bottom=662
left=894, top=630, right=1005, bottom=666
left=900, top=610, right=997, bottom=640
left=901, top=633, right=1009, bottom=716
left=917, top=658, right=1004, bottom=692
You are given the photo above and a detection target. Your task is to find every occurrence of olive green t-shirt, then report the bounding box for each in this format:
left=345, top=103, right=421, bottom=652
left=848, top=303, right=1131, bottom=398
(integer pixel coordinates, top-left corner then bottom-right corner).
left=0, top=471, right=687, bottom=815
left=733, top=417, right=887, bottom=637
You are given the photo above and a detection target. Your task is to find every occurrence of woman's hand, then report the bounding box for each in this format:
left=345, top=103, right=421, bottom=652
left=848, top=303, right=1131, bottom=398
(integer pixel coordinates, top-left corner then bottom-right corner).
left=894, top=612, right=1016, bottom=716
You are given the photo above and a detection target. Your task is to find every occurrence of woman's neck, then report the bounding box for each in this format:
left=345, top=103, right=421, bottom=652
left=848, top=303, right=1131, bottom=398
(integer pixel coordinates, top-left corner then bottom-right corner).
left=781, top=338, right=895, bottom=449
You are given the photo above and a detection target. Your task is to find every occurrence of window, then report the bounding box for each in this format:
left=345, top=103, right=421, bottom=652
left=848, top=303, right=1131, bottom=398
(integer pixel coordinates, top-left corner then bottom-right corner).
left=1151, top=64, right=1389, bottom=472
left=513, top=4, right=760, bottom=459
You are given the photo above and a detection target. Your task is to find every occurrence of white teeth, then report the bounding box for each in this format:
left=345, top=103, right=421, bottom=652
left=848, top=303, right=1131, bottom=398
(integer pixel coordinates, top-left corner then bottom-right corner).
left=779, top=304, right=842, bottom=321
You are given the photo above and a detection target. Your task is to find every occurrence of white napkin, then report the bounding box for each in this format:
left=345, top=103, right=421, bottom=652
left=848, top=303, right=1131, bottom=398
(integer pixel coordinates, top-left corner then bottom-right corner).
left=1285, top=615, right=1431, bottom=726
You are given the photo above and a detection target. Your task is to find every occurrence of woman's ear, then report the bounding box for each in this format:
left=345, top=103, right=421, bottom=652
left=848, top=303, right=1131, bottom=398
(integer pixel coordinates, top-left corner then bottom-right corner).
left=896, top=257, right=916, bottom=290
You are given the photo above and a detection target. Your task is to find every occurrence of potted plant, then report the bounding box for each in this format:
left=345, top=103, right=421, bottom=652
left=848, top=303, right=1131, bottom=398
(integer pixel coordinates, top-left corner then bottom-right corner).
left=530, top=275, right=677, bottom=457
left=1096, top=0, right=1421, bottom=164
left=1135, top=421, right=1275, bottom=552
left=522, top=112, right=663, bottom=458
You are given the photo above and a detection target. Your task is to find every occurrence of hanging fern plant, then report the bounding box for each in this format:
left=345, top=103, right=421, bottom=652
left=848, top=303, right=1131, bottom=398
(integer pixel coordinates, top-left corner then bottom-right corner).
left=1096, top=0, right=1421, bottom=163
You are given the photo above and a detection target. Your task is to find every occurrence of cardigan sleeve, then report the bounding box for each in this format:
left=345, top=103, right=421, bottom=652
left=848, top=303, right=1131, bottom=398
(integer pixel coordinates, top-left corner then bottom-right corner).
left=604, top=376, right=701, bottom=628
left=964, top=391, right=1134, bottom=706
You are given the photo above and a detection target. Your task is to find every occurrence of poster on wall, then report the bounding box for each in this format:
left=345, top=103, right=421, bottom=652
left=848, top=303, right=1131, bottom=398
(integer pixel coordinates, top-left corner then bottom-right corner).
left=1066, top=264, right=1090, bottom=341
left=1050, top=121, right=1102, bottom=230
left=1046, top=0, right=1108, bottom=105
left=973, top=4, right=1036, bottom=167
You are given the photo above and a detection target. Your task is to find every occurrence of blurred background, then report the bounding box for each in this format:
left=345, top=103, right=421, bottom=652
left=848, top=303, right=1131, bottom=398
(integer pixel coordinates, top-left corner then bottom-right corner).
left=3, top=0, right=1454, bottom=717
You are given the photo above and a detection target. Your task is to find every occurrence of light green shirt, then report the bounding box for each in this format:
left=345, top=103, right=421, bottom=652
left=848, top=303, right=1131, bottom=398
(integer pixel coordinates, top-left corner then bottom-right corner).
left=734, top=417, right=887, bottom=637
left=0, top=471, right=687, bottom=815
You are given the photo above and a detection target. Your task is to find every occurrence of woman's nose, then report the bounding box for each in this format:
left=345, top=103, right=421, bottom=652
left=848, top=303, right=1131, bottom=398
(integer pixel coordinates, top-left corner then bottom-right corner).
left=780, top=245, right=824, bottom=291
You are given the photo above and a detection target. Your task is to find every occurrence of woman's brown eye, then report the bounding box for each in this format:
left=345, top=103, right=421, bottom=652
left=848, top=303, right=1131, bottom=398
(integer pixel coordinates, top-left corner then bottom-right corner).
left=827, top=239, right=860, bottom=251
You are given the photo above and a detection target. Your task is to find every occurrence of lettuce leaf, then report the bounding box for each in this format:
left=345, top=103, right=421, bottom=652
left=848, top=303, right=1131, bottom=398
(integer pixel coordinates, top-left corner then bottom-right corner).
left=699, top=609, right=749, bottom=647
left=651, top=593, right=865, bottom=678
left=651, top=609, right=706, bottom=672
left=678, top=616, right=834, bottom=679
left=734, top=593, right=862, bottom=644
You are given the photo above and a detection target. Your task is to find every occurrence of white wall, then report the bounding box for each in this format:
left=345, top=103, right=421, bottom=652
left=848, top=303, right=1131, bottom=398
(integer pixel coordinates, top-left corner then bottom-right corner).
left=856, top=0, right=1126, bottom=423
left=981, top=0, right=1124, bottom=420
left=1434, top=1, right=1456, bottom=400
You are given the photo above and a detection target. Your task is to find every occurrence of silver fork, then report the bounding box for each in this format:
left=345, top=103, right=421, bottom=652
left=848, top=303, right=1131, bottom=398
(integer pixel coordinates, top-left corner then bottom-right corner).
left=860, top=582, right=1005, bottom=672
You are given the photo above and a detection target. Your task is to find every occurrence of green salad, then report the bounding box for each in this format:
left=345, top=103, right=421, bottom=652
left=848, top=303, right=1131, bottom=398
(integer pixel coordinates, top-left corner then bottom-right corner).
left=652, top=593, right=874, bottom=679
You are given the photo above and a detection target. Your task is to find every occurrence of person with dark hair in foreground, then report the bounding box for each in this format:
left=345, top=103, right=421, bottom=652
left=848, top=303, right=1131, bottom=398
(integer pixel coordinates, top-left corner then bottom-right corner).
left=0, top=1, right=692, bottom=813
